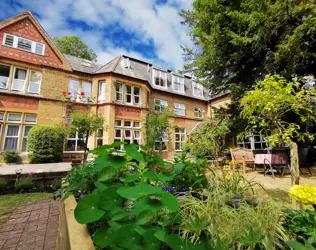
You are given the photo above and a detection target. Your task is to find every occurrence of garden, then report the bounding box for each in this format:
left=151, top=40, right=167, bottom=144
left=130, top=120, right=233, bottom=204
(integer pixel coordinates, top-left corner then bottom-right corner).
left=62, top=141, right=316, bottom=250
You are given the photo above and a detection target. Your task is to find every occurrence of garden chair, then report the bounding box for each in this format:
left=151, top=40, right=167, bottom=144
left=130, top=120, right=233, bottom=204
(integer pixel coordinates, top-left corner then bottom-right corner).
left=299, top=147, right=312, bottom=175
left=230, top=148, right=255, bottom=173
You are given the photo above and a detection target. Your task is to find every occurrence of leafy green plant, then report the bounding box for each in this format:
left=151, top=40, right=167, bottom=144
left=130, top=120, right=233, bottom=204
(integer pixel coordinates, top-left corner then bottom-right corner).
left=283, top=209, right=316, bottom=245
left=15, top=177, right=33, bottom=191
left=0, top=178, right=7, bottom=190
left=27, top=125, right=66, bottom=163
left=3, top=151, right=22, bottom=164
left=182, top=117, right=230, bottom=159
left=64, top=142, right=215, bottom=250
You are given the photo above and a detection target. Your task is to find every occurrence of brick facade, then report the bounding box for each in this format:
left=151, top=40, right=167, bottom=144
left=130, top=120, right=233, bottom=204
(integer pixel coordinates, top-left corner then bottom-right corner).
left=0, top=11, right=232, bottom=161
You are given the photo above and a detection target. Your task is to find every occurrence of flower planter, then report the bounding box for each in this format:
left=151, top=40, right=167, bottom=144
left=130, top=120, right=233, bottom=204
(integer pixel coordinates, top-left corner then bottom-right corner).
left=56, top=195, right=94, bottom=250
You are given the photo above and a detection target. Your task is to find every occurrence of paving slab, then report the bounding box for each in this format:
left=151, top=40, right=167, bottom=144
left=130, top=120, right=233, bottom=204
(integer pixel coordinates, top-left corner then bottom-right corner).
left=0, top=163, right=71, bottom=175
left=0, top=199, right=60, bottom=250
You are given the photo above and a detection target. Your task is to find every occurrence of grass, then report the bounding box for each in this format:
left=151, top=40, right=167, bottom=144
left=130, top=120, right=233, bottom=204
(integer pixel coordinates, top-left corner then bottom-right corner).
left=266, top=189, right=292, bottom=207
left=0, top=192, right=54, bottom=229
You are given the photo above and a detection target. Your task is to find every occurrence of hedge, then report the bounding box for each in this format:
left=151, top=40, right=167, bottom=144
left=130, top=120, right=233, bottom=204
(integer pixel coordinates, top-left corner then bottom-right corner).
left=27, top=125, right=66, bottom=163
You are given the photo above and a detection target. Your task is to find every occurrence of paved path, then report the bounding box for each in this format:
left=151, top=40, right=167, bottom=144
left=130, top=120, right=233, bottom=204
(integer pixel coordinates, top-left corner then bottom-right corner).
left=0, top=199, right=60, bottom=250
left=244, top=171, right=316, bottom=191
left=0, top=163, right=71, bottom=175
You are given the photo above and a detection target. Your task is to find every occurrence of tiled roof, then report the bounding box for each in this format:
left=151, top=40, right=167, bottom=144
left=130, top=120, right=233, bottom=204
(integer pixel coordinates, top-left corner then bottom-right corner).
left=63, top=54, right=102, bottom=74
left=64, top=54, right=216, bottom=101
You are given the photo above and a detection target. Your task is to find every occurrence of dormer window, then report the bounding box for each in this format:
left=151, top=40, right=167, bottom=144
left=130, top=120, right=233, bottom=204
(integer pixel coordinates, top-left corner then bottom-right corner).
left=121, top=58, right=130, bottom=68
left=2, top=33, right=45, bottom=55
left=192, top=81, right=204, bottom=97
left=172, top=74, right=184, bottom=93
left=153, top=69, right=167, bottom=88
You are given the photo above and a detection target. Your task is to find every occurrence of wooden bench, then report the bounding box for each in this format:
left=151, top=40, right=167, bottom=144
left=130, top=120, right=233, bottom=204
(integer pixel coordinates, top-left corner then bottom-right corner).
left=230, top=148, right=255, bottom=173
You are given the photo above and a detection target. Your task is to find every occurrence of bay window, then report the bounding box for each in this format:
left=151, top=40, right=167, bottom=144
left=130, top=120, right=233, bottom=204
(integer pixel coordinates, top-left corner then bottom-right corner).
left=0, top=64, right=10, bottom=89
left=98, top=81, right=106, bottom=102
left=82, top=81, right=92, bottom=101
left=12, top=68, right=27, bottom=92
left=4, top=125, right=20, bottom=151
left=174, top=103, right=185, bottom=116
left=116, top=83, right=141, bottom=106
left=114, top=120, right=141, bottom=149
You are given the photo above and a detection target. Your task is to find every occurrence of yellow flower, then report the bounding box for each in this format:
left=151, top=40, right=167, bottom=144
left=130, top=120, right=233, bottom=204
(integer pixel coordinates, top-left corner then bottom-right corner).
left=289, top=185, right=316, bottom=205
left=225, top=171, right=232, bottom=180
left=223, top=165, right=230, bottom=171
left=229, top=161, right=234, bottom=166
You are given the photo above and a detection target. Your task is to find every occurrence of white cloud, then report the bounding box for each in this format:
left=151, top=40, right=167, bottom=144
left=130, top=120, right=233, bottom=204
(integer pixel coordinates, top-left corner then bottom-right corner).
left=0, top=0, right=193, bottom=69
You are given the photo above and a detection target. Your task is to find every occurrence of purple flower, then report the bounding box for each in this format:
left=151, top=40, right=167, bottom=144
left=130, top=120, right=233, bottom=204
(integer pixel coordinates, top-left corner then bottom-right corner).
left=280, top=206, right=287, bottom=209
left=80, top=194, right=85, bottom=199
left=235, top=198, right=241, bottom=203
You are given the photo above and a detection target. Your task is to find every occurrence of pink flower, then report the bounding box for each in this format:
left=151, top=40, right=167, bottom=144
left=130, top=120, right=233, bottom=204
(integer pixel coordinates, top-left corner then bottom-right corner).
left=67, top=92, right=71, bottom=95
left=72, top=99, right=76, bottom=103
left=29, top=172, right=34, bottom=177
left=65, top=123, right=68, bottom=127
left=186, top=140, right=188, bottom=144
left=190, top=137, right=193, bottom=141
left=62, top=91, right=67, bottom=95
left=80, top=92, right=85, bottom=96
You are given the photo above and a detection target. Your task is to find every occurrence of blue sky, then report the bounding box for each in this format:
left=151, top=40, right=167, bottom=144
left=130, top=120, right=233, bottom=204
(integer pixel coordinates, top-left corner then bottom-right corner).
left=0, top=0, right=193, bottom=70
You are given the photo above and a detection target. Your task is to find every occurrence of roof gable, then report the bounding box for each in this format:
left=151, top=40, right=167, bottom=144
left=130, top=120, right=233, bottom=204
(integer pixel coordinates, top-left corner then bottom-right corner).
left=0, top=11, right=72, bottom=71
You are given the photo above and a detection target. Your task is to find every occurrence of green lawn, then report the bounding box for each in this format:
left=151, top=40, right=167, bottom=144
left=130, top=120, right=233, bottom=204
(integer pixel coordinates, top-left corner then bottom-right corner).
left=0, top=192, right=54, bottom=229
left=266, top=189, right=292, bottom=207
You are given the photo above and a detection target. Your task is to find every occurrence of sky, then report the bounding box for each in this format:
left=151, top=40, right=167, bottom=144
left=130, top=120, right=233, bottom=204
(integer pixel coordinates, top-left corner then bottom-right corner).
left=0, top=0, right=193, bottom=70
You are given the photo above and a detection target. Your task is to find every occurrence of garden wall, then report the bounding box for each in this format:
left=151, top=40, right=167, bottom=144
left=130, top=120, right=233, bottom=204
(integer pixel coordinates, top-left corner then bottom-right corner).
left=56, top=195, right=94, bottom=250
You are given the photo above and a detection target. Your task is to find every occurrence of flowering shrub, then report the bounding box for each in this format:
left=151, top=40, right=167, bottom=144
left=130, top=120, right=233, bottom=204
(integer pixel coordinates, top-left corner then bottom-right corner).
left=182, top=118, right=230, bottom=159
left=289, top=185, right=316, bottom=205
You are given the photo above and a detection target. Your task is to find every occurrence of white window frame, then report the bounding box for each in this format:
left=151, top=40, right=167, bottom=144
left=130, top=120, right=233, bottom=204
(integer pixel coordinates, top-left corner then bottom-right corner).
left=96, top=129, right=103, bottom=147
left=153, top=68, right=167, bottom=89
left=28, top=70, right=42, bottom=94
left=175, top=128, right=186, bottom=151
left=68, top=79, right=80, bottom=100
left=133, top=86, right=141, bottom=105
left=116, top=83, right=123, bottom=102
left=0, top=112, right=3, bottom=144
left=98, top=81, right=106, bottom=102
left=3, top=124, right=20, bottom=151
left=192, top=81, right=204, bottom=98
left=82, top=81, right=92, bottom=102
left=21, top=125, right=33, bottom=152
left=125, top=85, right=132, bottom=104
left=24, top=114, right=37, bottom=124
left=7, top=113, right=22, bottom=123
left=194, top=107, right=204, bottom=119
left=172, top=74, right=185, bottom=93
left=174, top=103, right=185, bottom=116
left=65, top=131, right=85, bottom=152
left=0, top=64, right=11, bottom=90
left=154, top=99, right=168, bottom=112
left=12, top=67, right=27, bottom=92
left=154, top=129, right=168, bottom=151
left=114, top=120, right=141, bottom=149
left=3, top=33, right=45, bottom=56
left=237, top=132, right=267, bottom=150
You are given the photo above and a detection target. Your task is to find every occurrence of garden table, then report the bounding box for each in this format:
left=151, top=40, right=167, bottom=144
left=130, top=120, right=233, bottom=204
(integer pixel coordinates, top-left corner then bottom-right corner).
left=254, top=153, right=290, bottom=178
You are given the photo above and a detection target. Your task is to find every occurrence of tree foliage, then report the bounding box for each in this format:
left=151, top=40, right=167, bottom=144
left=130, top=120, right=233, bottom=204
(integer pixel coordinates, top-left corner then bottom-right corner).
left=240, top=75, right=316, bottom=184
left=182, top=118, right=231, bottom=159
left=181, top=0, right=316, bottom=94
left=54, top=36, right=97, bottom=62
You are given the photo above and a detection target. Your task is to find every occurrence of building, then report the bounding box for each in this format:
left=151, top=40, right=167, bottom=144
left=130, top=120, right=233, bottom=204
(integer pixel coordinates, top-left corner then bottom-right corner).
left=0, top=11, right=231, bottom=161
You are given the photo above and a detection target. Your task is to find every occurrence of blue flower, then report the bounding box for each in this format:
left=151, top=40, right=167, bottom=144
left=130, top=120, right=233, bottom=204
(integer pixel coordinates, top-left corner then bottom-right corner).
left=280, top=205, right=287, bottom=209
left=235, top=198, right=241, bottom=203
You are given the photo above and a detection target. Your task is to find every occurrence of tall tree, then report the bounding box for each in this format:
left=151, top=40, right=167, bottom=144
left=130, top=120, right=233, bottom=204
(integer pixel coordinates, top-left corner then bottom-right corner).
left=181, top=0, right=316, bottom=94
left=54, top=36, right=97, bottom=62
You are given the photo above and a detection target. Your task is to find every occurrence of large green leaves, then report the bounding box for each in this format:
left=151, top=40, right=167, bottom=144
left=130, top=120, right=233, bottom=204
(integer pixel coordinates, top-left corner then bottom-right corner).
left=98, top=186, right=123, bottom=211
left=93, top=228, right=114, bottom=248
left=74, top=194, right=105, bottom=224
left=132, top=196, right=164, bottom=215
left=98, top=166, right=117, bottom=181
left=90, top=141, right=125, bottom=156
left=125, top=143, right=144, bottom=162
left=136, top=210, right=155, bottom=225
left=143, top=171, right=175, bottom=181
left=117, top=184, right=162, bottom=199
left=95, top=154, right=127, bottom=170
